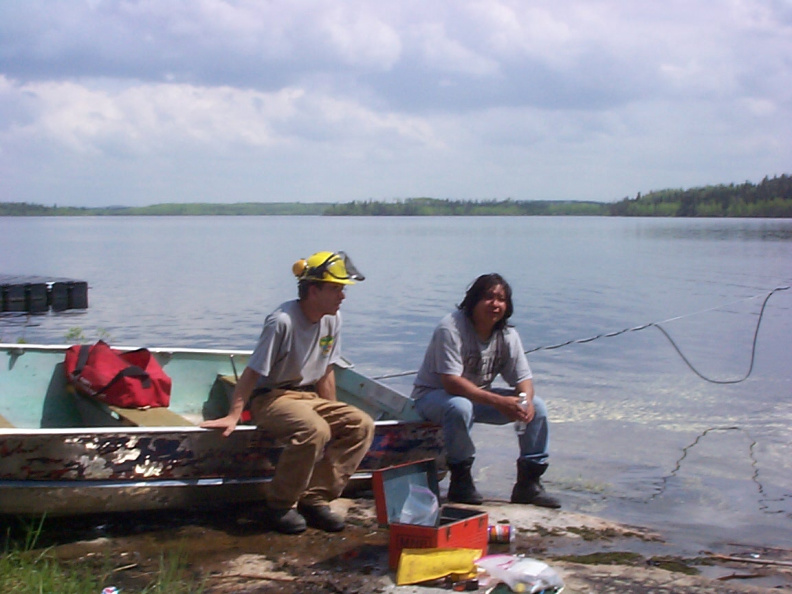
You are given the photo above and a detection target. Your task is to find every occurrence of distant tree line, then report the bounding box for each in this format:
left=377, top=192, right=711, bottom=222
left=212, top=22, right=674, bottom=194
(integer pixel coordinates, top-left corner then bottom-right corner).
left=609, top=174, right=792, bottom=217
left=0, top=202, right=329, bottom=216
left=324, top=198, right=605, bottom=216
left=118, top=202, right=329, bottom=216
left=1, top=174, right=790, bottom=217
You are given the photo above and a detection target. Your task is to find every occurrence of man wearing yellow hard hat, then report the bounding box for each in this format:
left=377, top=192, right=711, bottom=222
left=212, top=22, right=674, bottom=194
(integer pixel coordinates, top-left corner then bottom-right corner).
left=202, top=251, right=374, bottom=534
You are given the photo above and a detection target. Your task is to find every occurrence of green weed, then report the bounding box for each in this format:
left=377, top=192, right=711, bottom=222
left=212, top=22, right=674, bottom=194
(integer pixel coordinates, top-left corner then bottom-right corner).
left=0, top=517, right=204, bottom=594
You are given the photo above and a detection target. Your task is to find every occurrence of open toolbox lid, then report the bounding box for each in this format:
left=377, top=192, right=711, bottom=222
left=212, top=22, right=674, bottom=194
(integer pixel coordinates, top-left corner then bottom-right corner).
left=372, top=458, right=441, bottom=526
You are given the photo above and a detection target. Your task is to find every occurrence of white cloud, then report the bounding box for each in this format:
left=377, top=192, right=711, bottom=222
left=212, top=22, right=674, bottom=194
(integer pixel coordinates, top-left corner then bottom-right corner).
left=1, top=76, right=443, bottom=154
left=0, top=0, right=790, bottom=206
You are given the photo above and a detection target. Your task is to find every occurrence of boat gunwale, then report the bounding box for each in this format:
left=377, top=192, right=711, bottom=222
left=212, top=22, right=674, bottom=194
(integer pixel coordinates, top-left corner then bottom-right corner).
left=1, top=342, right=254, bottom=357
left=0, top=418, right=413, bottom=436
left=2, top=343, right=353, bottom=372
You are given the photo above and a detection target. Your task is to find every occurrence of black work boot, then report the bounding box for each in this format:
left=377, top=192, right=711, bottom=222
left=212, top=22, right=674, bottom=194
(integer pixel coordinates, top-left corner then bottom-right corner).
left=510, top=460, right=561, bottom=508
left=297, top=502, right=345, bottom=532
left=447, top=458, right=484, bottom=505
left=248, top=501, right=307, bottom=534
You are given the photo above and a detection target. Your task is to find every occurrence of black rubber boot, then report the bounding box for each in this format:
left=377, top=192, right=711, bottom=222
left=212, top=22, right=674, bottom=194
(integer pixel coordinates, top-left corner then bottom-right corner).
left=447, top=458, right=484, bottom=505
left=297, top=502, right=345, bottom=532
left=510, top=460, right=561, bottom=508
left=248, top=501, right=307, bottom=534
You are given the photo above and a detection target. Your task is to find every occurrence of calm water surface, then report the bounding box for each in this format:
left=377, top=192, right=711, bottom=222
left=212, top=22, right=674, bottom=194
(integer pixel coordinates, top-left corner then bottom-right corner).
left=2, top=216, right=791, bottom=553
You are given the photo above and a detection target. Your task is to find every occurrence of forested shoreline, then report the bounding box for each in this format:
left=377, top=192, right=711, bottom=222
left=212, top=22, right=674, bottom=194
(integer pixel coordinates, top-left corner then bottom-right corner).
left=2, top=174, right=790, bottom=217
left=609, top=174, right=792, bottom=217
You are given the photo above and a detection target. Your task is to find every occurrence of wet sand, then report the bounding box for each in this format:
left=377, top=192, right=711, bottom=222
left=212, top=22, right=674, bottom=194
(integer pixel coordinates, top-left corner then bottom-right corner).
left=28, top=496, right=792, bottom=593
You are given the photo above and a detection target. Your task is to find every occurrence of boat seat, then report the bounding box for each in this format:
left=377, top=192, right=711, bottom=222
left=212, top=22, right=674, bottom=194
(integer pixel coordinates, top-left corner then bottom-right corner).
left=0, top=414, right=15, bottom=428
left=108, top=405, right=195, bottom=427
left=68, top=386, right=195, bottom=427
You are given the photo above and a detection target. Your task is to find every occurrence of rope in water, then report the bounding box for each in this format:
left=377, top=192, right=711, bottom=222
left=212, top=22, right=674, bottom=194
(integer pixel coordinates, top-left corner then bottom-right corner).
left=643, top=424, right=791, bottom=513
left=373, top=286, right=790, bottom=384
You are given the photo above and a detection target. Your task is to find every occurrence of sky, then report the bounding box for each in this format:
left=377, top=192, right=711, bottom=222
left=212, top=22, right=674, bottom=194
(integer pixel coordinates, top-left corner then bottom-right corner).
left=1, top=0, right=791, bottom=207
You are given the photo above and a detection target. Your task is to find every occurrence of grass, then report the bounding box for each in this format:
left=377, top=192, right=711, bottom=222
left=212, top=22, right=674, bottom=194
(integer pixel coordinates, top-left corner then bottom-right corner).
left=1, top=516, right=205, bottom=593
left=0, top=516, right=99, bottom=593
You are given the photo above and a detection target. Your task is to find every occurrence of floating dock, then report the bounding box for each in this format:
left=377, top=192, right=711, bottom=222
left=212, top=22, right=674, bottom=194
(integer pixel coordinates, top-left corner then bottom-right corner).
left=0, top=275, right=88, bottom=313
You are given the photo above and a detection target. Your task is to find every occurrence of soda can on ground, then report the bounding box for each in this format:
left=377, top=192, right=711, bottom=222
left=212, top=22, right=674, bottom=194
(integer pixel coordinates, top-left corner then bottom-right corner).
left=488, top=523, right=513, bottom=544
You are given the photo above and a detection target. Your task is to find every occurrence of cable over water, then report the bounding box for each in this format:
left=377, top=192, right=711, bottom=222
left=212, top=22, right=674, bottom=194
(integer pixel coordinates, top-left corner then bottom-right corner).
left=639, top=425, right=790, bottom=513
left=373, top=286, right=790, bottom=382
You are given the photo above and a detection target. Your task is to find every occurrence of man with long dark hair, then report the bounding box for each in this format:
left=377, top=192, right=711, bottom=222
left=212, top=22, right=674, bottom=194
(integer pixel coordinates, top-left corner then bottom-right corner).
left=411, top=273, right=559, bottom=508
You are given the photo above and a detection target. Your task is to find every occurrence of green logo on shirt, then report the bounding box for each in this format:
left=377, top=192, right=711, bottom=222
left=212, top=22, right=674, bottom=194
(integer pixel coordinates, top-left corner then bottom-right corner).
left=320, top=334, right=335, bottom=356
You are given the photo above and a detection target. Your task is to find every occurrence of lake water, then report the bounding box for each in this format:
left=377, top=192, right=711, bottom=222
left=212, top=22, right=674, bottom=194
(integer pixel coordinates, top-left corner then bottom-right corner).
left=2, top=215, right=791, bottom=554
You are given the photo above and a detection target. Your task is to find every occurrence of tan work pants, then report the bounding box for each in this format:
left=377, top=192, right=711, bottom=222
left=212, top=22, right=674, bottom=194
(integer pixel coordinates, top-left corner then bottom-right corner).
left=250, top=389, right=375, bottom=509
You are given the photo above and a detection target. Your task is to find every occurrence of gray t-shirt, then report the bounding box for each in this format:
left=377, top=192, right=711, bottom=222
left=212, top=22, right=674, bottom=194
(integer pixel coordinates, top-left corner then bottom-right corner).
left=247, top=300, right=342, bottom=389
left=411, top=310, right=532, bottom=400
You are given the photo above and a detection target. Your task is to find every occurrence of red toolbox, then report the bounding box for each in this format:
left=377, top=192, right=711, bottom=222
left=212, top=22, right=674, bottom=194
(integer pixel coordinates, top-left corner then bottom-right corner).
left=372, top=459, right=488, bottom=569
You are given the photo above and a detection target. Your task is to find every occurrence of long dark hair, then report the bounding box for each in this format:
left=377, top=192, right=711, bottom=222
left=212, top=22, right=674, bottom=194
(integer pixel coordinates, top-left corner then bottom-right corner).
left=458, top=273, right=514, bottom=331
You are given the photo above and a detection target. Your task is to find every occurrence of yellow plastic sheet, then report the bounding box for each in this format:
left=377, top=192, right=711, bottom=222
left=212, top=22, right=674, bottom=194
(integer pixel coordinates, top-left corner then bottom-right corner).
left=396, top=547, right=483, bottom=586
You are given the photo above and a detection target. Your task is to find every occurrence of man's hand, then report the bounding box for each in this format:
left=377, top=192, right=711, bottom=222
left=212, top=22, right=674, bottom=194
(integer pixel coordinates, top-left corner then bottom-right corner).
left=200, top=415, right=239, bottom=438
left=200, top=367, right=260, bottom=437
left=495, top=395, right=534, bottom=423
left=441, top=374, right=536, bottom=423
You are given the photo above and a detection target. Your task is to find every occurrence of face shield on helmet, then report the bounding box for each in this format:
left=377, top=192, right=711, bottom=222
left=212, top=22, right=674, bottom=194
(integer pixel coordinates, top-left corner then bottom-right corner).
left=292, top=251, right=365, bottom=285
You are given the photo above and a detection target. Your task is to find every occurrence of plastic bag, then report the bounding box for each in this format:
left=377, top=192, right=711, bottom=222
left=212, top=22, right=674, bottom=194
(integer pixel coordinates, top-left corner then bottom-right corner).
left=399, top=483, right=439, bottom=526
left=476, top=554, right=564, bottom=593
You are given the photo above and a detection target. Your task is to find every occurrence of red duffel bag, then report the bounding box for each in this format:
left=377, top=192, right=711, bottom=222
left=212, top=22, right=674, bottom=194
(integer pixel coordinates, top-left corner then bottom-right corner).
left=64, top=340, right=171, bottom=409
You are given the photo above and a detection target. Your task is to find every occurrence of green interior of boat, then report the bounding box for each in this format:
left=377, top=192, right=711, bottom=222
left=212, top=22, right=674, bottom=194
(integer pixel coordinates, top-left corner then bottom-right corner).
left=0, top=345, right=415, bottom=429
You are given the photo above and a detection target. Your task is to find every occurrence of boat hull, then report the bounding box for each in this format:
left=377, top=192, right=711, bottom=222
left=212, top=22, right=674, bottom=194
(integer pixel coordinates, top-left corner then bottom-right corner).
left=0, top=423, right=444, bottom=516
left=0, top=343, right=445, bottom=516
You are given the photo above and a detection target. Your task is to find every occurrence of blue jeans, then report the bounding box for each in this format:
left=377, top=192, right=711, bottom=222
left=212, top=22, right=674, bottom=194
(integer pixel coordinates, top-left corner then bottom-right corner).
left=414, top=388, right=550, bottom=466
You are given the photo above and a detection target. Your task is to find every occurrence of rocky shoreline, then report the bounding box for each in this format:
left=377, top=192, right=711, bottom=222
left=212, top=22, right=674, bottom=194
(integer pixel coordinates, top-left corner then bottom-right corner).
left=47, top=497, right=791, bottom=593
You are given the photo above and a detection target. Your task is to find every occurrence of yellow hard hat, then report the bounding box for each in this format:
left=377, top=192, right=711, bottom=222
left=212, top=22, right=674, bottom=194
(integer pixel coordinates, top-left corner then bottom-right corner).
left=292, top=251, right=365, bottom=285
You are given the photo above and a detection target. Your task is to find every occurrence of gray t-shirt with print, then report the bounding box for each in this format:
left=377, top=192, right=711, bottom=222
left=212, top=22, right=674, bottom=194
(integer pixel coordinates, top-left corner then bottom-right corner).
left=411, top=310, right=532, bottom=400
left=247, top=299, right=342, bottom=390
